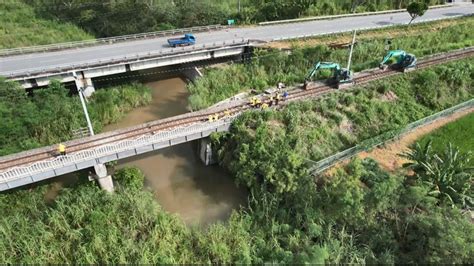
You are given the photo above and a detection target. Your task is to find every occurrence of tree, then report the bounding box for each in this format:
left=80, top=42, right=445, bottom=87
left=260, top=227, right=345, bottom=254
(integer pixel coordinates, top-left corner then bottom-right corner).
left=407, top=2, right=429, bottom=24
left=350, top=0, right=366, bottom=13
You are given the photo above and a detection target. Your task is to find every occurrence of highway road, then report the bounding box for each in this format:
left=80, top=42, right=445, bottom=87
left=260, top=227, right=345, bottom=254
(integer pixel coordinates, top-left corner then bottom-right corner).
left=1, top=3, right=473, bottom=76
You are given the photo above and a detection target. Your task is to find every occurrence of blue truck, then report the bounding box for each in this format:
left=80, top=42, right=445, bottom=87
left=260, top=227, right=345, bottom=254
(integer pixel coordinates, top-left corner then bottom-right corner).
left=167, top=34, right=196, bottom=47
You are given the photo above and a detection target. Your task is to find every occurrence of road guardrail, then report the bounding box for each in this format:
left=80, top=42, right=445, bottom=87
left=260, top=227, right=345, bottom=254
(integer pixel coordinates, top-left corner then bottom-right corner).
left=0, top=25, right=228, bottom=57
left=3, top=38, right=249, bottom=79
left=271, top=14, right=471, bottom=42
left=258, top=4, right=453, bottom=26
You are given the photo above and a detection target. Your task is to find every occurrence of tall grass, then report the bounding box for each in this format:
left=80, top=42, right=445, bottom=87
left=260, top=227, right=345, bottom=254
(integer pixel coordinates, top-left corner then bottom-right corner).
left=0, top=80, right=151, bottom=156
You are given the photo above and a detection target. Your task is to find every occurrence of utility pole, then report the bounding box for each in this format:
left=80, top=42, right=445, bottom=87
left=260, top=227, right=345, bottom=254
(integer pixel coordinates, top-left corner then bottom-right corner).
left=73, top=71, right=94, bottom=136
left=238, top=0, right=241, bottom=13
left=346, top=29, right=357, bottom=71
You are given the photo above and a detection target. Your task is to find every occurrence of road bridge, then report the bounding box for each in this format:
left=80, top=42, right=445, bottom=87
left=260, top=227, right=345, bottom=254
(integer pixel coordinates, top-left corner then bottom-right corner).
left=0, top=47, right=472, bottom=192
left=1, top=3, right=473, bottom=89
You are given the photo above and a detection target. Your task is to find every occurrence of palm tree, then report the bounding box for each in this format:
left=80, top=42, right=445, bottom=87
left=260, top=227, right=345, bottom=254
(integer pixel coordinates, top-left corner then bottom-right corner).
left=400, top=140, right=433, bottom=173
left=401, top=142, right=474, bottom=208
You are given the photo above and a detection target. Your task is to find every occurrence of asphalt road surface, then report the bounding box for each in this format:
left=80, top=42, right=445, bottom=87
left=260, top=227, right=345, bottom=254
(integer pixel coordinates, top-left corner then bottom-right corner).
left=1, top=3, right=473, bottom=76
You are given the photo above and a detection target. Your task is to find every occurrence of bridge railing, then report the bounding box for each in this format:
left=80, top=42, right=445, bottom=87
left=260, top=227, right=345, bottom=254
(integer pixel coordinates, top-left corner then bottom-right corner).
left=4, top=38, right=249, bottom=79
left=0, top=116, right=236, bottom=185
left=0, top=25, right=228, bottom=57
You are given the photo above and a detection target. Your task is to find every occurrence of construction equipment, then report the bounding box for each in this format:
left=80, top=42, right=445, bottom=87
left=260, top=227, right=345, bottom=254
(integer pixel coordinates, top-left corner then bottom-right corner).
left=304, top=62, right=353, bottom=89
left=379, top=50, right=417, bottom=72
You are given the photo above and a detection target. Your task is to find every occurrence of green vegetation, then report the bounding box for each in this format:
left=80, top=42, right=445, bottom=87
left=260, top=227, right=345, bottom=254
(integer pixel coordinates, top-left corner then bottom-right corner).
left=213, top=59, right=473, bottom=193
left=2, top=158, right=473, bottom=263
left=0, top=0, right=93, bottom=48
left=1, top=57, right=472, bottom=264
left=402, top=141, right=473, bottom=207
left=0, top=79, right=151, bottom=156
left=23, top=0, right=446, bottom=38
left=417, top=113, right=474, bottom=158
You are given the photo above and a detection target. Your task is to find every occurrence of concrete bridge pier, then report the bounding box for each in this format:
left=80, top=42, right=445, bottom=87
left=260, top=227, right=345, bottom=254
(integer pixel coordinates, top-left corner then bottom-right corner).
left=93, top=164, right=114, bottom=192
left=199, top=138, right=216, bottom=166
left=182, top=66, right=203, bottom=82
left=82, top=78, right=96, bottom=98
left=74, top=71, right=96, bottom=98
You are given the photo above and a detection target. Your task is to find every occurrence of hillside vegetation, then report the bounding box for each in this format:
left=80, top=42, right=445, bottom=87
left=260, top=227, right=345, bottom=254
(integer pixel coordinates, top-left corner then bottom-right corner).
left=187, top=16, right=474, bottom=110
left=24, top=0, right=446, bottom=38
left=0, top=0, right=92, bottom=49
left=1, top=59, right=473, bottom=263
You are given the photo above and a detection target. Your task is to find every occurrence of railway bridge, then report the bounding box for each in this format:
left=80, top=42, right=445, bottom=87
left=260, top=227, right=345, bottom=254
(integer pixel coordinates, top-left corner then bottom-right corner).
left=0, top=48, right=473, bottom=192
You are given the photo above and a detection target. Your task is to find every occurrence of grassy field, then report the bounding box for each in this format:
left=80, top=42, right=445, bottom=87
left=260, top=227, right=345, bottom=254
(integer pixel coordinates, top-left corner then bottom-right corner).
left=417, top=112, right=474, bottom=158
left=0, top=0, right=93, bottom=49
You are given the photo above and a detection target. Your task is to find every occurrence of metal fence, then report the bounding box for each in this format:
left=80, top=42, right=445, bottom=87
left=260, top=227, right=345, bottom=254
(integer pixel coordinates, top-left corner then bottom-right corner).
left=0, top=25, right=227, bottom=57
left=310, top=98, right=474, bottom=174
left=4, top=38, right=248, bottom=79
left=0, top=116, right=236, bottom=184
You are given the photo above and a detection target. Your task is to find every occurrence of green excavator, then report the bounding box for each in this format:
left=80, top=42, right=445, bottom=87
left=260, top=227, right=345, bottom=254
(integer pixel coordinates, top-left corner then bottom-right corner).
left=379, top=50, right=417, bottom=71
left=304, top=62, right=353, bottom=89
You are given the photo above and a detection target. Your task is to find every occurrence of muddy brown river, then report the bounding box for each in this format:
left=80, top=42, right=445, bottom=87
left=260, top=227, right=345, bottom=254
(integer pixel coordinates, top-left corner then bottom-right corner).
left=103, top=77, right=247, bottom=225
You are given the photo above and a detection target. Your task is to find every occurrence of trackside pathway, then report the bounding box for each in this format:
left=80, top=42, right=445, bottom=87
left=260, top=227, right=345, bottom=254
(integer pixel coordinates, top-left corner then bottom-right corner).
left=357, top=108, right=474, bottom=172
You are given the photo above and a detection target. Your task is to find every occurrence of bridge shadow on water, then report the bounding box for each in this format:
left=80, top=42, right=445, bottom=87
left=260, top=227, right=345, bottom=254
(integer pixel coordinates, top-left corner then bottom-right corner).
left=116, top=141, right=249, bottom=226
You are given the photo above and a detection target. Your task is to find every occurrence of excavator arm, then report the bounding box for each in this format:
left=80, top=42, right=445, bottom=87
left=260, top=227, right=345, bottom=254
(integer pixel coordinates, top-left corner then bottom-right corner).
left=305, top=62, right=341, bottom=82
left=380, top=50, right=406, bottom=66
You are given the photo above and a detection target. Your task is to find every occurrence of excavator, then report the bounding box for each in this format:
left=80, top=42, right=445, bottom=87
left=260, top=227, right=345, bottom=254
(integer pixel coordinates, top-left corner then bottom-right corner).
left=304, top=62, right=353, bottom=89
left=379, top=50, right=417, bottom=72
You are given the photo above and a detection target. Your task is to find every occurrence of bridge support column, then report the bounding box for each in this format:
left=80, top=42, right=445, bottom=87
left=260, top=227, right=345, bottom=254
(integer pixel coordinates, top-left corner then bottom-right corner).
left=199, top=138, right=216, bottom=166
left=182, top=66, right=203, bottom=82
left=82, top=78, right=95, bottom=98
left=93, top=164, right=114, bottom=192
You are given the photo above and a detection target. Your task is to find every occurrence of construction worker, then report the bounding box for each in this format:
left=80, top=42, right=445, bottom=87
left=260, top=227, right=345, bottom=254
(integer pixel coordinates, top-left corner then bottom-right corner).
left=224, top=109, right=231, bottom=117
left=208, top=115, right=214, bottom=122
left=213, top=114, right=219, bottom=121
left=276, top=93, right=281, bottom=105
left=269, top=95, right=274, bottom=106
left=58, top=143, right=66, bottom=156
left=255, top=98, right=262, bottom=108
left=261, top=103, right=269, bottom=110
left=277, top=82, right=285, bottom=90
left=250, top=97, right=257, bottom=107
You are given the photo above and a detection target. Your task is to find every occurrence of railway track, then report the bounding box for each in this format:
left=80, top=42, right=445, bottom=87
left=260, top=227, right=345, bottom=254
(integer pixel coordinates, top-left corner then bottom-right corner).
left=1, top=47, right=473, bottom=172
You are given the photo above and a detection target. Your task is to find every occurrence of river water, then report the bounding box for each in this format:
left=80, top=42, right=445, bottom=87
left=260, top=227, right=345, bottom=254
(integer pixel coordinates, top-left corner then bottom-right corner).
left=104, top=77, right=247, bottom=225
